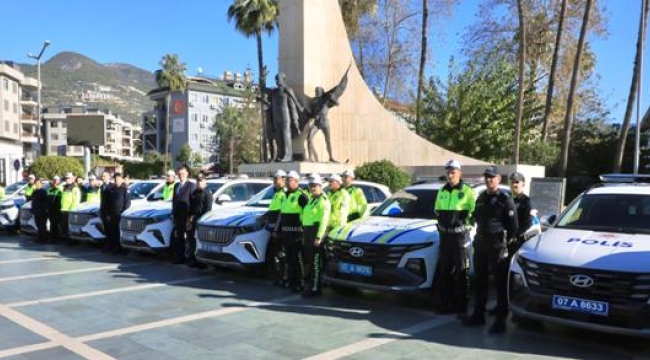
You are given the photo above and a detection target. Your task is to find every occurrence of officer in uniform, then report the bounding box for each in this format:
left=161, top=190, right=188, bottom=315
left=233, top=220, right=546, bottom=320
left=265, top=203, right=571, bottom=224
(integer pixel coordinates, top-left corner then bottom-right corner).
left=60, top=173, right=81, bottom=241
left=163, top=170, right=176, bottom=201
left=275, top=171, right=309, bottom=292
left=82, top=175, right=101, bottom=204
left=172, top=166, right=196, bottom=264
left=104, top=173, right=131, bottom=254
left=264, top=170, right=288, bottom=286
left=463, top=166, right=518, bottom=334
left=188, top=173, right=212, bottom=268
left=99, top=171, right=114, bottom=252
left=24, top=174, right=36, bottom=201
left=31, top=178, right=49, bottom=243
left=342, top=170, right=367, bottom=222
left=433, top=159, right=475, bottom=316
left=0, top=182, right=4, bottom=200
left=46, top=176, right=63, bottom=243
left=508, top=172, right=532, bottom=254
left=327, top=174, right=350, bottom=231
left=301, top=174, right=330, bottom=297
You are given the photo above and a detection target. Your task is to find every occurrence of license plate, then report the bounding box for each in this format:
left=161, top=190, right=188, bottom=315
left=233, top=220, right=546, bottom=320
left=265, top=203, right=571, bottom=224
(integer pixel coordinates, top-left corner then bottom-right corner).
left=552, top=295, right=609, bottom=316
left=338, top=262, right=373, bottom=277
left=121, top=234, right=136, bottom=242
left=203, top=244, right=222, bottom=253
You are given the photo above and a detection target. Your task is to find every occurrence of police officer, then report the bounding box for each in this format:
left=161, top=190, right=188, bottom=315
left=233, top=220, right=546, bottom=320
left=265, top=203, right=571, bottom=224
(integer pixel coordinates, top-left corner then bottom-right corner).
left=327, top=174, right=350, bottom=231
left=99, top=171, right=114, bottom=252
left=46, top=176, right=63, bottom=243
left=0, top=182, right=4, bottom=200
left=104, top=173, right=131, bottom=254
left=341, top=170, right=367, bottom=221
left=275, top=171, right=309, bottom=292
left=265, top=170, right=288, bottom=286
left=301, top=174, right=330, bottom=297
left=433, top=159, right=475, bottom=316
left=163, top=170, right=176, bottom=201
left=24, top=174, right=36, bottom=201
left=188, top=173, right=212, bottom=268
left=463, top=166, right=518, bottom=334
left=508, top=172, right=532, bottom=254
left=172, top=166, right=196, bottom=264
left=60, top=173, right=81, bottom=241
left=31, top=178, right=49, bottom=243
left=82, top=175, right=101, bottom=204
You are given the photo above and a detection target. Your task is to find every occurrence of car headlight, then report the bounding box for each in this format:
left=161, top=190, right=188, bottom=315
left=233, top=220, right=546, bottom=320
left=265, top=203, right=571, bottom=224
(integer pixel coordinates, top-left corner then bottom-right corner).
left=238, top=223, right=262, bottom=234
left=147, top=214, right=171, bottom=224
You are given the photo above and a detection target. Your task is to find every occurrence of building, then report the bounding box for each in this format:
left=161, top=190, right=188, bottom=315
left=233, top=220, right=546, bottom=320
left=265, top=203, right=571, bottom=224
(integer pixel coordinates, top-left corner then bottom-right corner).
left=143, top=71, right=252, bottom=166
left=43, top=106, right=142, bottom=162
left=0, top=61, right=40, bottom=185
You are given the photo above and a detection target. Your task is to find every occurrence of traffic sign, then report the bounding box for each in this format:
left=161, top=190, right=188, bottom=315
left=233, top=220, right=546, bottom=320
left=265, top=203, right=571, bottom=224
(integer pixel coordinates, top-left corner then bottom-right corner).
left=13, top=159, right=20, bottom=171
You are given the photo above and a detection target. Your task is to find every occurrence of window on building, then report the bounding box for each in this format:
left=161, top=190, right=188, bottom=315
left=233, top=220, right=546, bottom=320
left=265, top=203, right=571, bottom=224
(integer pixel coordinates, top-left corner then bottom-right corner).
left=3, top=100, right=8, bottom=111
left=52, top=134, right=59, bottom=140
left=192, top=134, right=198, bottom=141
left=202, top=114, right=208, bottom=123
left=2, top=79, right=8, bottom=91
left=13, top=123, right=18, bottom=134
left=192, top=113, right=198, bottom=122
left=50, top=121, right=58, bottom=128
left=4, top=121, right=9, bottom=132
left=13, top=103, right=17, bottom=114
left=203, top=94, right=209, bottom=104
left=12, top=82, right=18, bottom=94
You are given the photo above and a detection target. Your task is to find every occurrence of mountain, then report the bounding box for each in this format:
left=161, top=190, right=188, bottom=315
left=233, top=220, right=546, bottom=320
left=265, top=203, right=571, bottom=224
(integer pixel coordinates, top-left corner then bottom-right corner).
left=19, top=52, right=157, bottom=123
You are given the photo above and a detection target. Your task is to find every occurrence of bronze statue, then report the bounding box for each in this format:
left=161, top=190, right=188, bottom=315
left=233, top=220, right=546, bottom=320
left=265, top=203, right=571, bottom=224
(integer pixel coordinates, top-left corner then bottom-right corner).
left=266, top=73, right=303, bottom=162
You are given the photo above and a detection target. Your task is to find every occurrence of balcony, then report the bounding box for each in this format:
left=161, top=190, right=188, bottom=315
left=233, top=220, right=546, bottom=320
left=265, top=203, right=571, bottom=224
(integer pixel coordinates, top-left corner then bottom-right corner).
left=20, top=114, right=39, bottom=125
left=21, top=132, right=38, bottom=143
left=20, top=96, right=37, bottom=107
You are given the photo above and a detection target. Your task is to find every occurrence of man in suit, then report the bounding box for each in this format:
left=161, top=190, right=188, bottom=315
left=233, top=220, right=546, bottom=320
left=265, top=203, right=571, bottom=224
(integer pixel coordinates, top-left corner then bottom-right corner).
left=104, top=173, right=131, bottom=254
left=172, top=166, right=196, bottom=264
left=99, top=171, right=114, bottom=252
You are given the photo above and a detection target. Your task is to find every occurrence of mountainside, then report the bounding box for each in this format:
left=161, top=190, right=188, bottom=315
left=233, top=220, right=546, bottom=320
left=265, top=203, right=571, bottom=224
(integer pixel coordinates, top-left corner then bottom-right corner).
left=19, top=51, right=156, bottom=123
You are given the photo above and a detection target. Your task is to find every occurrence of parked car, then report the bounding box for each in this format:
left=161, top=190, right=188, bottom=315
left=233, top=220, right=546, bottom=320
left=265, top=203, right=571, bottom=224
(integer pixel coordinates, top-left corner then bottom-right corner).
left=0, top=181, right=30, bottom=231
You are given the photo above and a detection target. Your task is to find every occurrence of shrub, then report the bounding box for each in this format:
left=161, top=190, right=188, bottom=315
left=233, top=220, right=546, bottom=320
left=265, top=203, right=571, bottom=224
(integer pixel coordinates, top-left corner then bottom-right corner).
left=123, top=162, right=163, bottom=179
left=355, top=160, right=411, bottom=192
left=31, top=156, right=84, bottom=180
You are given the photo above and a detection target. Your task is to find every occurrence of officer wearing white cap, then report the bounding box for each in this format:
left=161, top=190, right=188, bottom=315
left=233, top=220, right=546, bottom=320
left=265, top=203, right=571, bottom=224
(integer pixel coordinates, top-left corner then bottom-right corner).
left=82, top=174, right=101, bottom=204
left=301, top=174, right=330, bottom=297
left=433, top=159, right=475, bottom=317
left=275, top=170, right=310, bottom=292
left=265, top=169, right=288, bottom=286
left=162, top=170, right=176, bottom=201
left=341, top=169, right=367, bottom=221
left=327, top=173, right=350, bottom=231
left=24, top=174, right=36, bottom=201
left=60, top=172, right=81, bottom=242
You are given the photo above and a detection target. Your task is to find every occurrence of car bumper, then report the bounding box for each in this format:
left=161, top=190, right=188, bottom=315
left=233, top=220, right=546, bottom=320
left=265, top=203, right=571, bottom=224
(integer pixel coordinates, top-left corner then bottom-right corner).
left=69, top=218, right=105, bottom=242
left=0, top=208, right=19, bottom=229
left=324, top=261, right=432, bottom=292
left=120, top=220, right=172, bottom=253
left=195, top=229, right=270, bottom=269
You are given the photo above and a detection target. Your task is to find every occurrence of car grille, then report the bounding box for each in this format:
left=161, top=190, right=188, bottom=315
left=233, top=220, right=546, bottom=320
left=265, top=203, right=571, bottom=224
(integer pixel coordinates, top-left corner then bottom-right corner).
left=518, top=257, right=650, bottom=305
left=69, top=213, right=94, bottom=225
left=325, top=240, right=432, bottom=267
left=197, top=225, right=236, bottom=245
left=120, top=217, right=147, bottom=233
left=19, top=209, right=32, bottom=223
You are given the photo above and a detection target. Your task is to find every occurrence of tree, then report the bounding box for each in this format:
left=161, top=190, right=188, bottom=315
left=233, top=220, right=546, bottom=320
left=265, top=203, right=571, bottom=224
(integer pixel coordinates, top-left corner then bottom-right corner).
left=613, top=0, right=649, bottom=172
left=355, top=160, right=411, bottom=192
left=559, top=0, right=593, bottom=178
left=214, top=97, right=260, bottom=174
left=415, top=0, right=429, bottom=136
left=541, top=0, right=567, bottom=142
left=155, top=54, right=188, bottom=173
left=175, top=144, right=193, bottom=165
left=513, top=0, right=527, bottom=164
left=339, top=0, right=378, bottom=78
left=31, top=156, right=84, bottom=180
left=227, top=0, right=279, bottom=162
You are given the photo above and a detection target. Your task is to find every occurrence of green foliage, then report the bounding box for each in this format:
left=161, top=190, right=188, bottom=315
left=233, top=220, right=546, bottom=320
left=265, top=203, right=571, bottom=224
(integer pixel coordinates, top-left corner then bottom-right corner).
left=568, top=119, right=618, bottom=177
left=227, top=0, right=279, bottom=38
left=123, top=162, right=163, bottom=180
left=215, top=101, right=260, bottom=174
left=355, top=160, right=411, bottom=192
left=31, top=156, right=84, bottom=180
left=155, top=54, right=188, bottom=93
left=175, top=144, right=193, bottom=165
left=520, top=141, right=560, bottom=169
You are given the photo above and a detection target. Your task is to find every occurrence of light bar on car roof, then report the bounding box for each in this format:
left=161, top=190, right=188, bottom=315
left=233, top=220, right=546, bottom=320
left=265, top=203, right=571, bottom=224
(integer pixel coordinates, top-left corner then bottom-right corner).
left=599, top=173, right=650, bottom=183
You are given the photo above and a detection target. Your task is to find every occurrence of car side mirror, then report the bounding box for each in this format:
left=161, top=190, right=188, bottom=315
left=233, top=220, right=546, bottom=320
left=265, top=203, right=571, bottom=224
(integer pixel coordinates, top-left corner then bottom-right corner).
left=540, top=214, right=557, bottom=228
left=215, top=194, right=232, bottom=204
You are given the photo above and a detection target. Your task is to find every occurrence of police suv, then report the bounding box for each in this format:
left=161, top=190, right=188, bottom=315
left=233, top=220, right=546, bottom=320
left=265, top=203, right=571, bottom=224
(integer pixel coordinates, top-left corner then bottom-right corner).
left=0, top=181, right=29, bottom=231
left=195, top=180, right=390, bottom=270
left=119, top=178, right=271, bottom=253
left=509, top=174, right=650, bottom=337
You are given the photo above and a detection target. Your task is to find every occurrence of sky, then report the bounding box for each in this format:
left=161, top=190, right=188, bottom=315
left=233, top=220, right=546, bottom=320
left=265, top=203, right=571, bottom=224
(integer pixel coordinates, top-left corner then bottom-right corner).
left=0, top=0, right=646, bottom=125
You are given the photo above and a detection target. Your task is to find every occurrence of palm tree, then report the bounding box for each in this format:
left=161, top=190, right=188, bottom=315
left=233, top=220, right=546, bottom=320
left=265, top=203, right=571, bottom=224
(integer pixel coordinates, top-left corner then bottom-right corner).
left=227, top=0, right=279, bottom=162
left=513, top=0, right=526, bottom=164
left=559, top=0, right=593, bottom=178
left=155, top=54, right=188, bottom=173
left=613, top=0, right=649, bottom=172
left=340, top=0, right=377, bottom=78
left=415, top=0, right=429, bottom=136
left=541, top=0, right=567, bottom=143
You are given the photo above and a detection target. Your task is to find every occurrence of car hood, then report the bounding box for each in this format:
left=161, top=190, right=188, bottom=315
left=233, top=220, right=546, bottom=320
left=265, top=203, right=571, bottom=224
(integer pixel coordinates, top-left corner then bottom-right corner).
left=122, top=201, right=171, bottom=218
left=329, top=216, right=439, bottom=245
left=198, top=206, right=267, bottom=227
left=1, top=195, right=25, bottom=209
left=71, top=203, right=99, bottom=215
left=520, top=228, right=650, bottom=272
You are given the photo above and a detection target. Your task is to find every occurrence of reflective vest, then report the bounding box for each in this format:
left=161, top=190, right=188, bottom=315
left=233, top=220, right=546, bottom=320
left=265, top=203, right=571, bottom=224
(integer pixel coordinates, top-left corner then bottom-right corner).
left=434, top=181, right=475, bottom=231
left=23, top=184, right=35, bottom=199
left=0, top=186, right=4, bottom=200
left=345, top=185, right=367, bottom=217
left=269, top=187, right=286, bottom=212
left=328, top=188, right=350, bottom=230
left=61, top=185, right=81, bottom=212
left=85, top=187, right=101, bottom=204
left=302, top=193, right=331, bottom=238
left=162, top=183, right=175, bottom=201
left=279, top=188, right=309, bottom=232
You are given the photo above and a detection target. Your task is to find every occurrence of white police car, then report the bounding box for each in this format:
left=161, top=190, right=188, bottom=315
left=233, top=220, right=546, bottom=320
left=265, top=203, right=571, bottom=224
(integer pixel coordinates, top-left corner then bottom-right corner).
left=119, top=178, right=271, bottom=253
left=68, top=179, right=163, bottom=243
left=509, top=174, right=650, bottom=337
left=195, top=180, right=391, bottom=269
left=0, top=181, right=29, bottom=231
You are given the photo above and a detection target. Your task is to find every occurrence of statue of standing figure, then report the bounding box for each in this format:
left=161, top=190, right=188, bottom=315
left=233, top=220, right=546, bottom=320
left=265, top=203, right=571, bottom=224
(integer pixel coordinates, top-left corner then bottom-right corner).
left=265, top=73, right=303, bottom=162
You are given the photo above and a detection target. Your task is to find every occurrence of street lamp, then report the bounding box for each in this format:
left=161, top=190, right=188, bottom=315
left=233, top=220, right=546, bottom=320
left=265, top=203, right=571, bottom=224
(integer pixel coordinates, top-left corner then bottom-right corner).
left=28, top=40, right=50, bottom=157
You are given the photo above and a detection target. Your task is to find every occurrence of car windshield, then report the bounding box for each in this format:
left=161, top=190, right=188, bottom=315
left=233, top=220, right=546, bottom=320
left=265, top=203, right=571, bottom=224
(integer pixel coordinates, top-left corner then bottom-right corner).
left=128, top=182, right=158, bottom=200
left=207, top=183, right=224, bottom=194
left=372, top=189, right=438, bottom=219
left=5, top=181, right=27, bottom=195
left=555, top=193, right=650, bottom=234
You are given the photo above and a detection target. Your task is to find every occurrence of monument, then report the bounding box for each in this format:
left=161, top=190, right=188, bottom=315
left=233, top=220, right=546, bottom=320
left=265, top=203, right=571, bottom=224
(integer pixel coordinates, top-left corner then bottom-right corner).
left=240, top=0, right=487, bottom=176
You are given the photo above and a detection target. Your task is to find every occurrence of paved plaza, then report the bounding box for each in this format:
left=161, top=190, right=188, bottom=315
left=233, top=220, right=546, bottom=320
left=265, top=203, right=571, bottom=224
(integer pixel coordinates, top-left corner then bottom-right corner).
left=0, top=234, right=647, bottom=359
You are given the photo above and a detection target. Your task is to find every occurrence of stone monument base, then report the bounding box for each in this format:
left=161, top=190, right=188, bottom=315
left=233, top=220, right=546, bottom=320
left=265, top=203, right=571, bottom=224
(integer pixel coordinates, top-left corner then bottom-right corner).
left=239, top=162, right=353, bottom=178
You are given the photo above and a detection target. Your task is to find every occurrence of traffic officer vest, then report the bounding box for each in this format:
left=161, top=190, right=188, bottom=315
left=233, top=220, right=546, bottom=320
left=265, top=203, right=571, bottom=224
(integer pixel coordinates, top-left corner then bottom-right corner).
left=85, top=187, right=101, bottom=204
left=280, top=188, right=308, bottom=232
left=328, top=188, right=350, bottom=230
left=0, top=186, right=4, bottom=200
left=24, top=184, right=35, bottom=198
left=61, top=185, right=81, bottom=212
left=345, top=185, right=367, bottom=217
left=434, top=181, right=475, bottom=232
left=302, top=193, right=331, bottom=238
left=162, top=183, right=175, bottom=201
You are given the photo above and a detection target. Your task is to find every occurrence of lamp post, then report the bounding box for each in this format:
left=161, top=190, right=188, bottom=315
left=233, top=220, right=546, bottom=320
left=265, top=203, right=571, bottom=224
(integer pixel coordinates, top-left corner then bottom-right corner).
left=28, top=40, right=50, bottom=158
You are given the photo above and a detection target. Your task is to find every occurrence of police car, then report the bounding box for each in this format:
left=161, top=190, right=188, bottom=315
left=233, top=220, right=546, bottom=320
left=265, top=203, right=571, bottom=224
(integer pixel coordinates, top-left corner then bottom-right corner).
left=323, top=181, right=526, bottom=292
left=119, top=178, right=271, bottom=253
left=0, top=181, right=30, bottom=231
left=195, top=180, right=391, bottom=270
left=67, top=179, right=163, bottom=243
left=509, top=174, right=650, bottom=337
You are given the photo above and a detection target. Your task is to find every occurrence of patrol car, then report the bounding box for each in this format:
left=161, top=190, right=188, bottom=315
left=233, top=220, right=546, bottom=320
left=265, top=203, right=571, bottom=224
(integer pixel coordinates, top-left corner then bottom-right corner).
left=195, top=180, right=390, bottom=270
left=67, top=179, right=163, bottom=243
left=0, top=181, right=30, bottom=231
left=323, top=181, right=527, bottom=292
left=119, top=178, right=271, bottom=253
left=509, top=174, right=650, bottom=337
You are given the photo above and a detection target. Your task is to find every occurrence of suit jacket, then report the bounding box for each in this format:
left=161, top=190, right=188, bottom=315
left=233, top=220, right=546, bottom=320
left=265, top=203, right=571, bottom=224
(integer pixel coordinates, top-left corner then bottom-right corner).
left=172, top=180, right=196, bottom=215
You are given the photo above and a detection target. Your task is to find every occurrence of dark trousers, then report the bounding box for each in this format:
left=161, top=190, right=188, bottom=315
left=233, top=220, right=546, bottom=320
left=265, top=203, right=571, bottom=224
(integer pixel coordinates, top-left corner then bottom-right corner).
left=185, top=219, right=198, bottom=263
left=303, top=225, right=324, bottom=293
left=282, top=231, right=304, bottom=290
left=173, top=212, right=190, bottom=261
left=472, top=232, right=509, bottom=318
left=48, top=210, right=61, bottom=242
left=105, top=215, right=122, bottom=251
left=437, top=232, right=469, bottom=314
left=61, top=211, right=70, bottom=240
left=34, top=212, right=48, bottom=243
left=269, top=234, right=287, bottom=284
